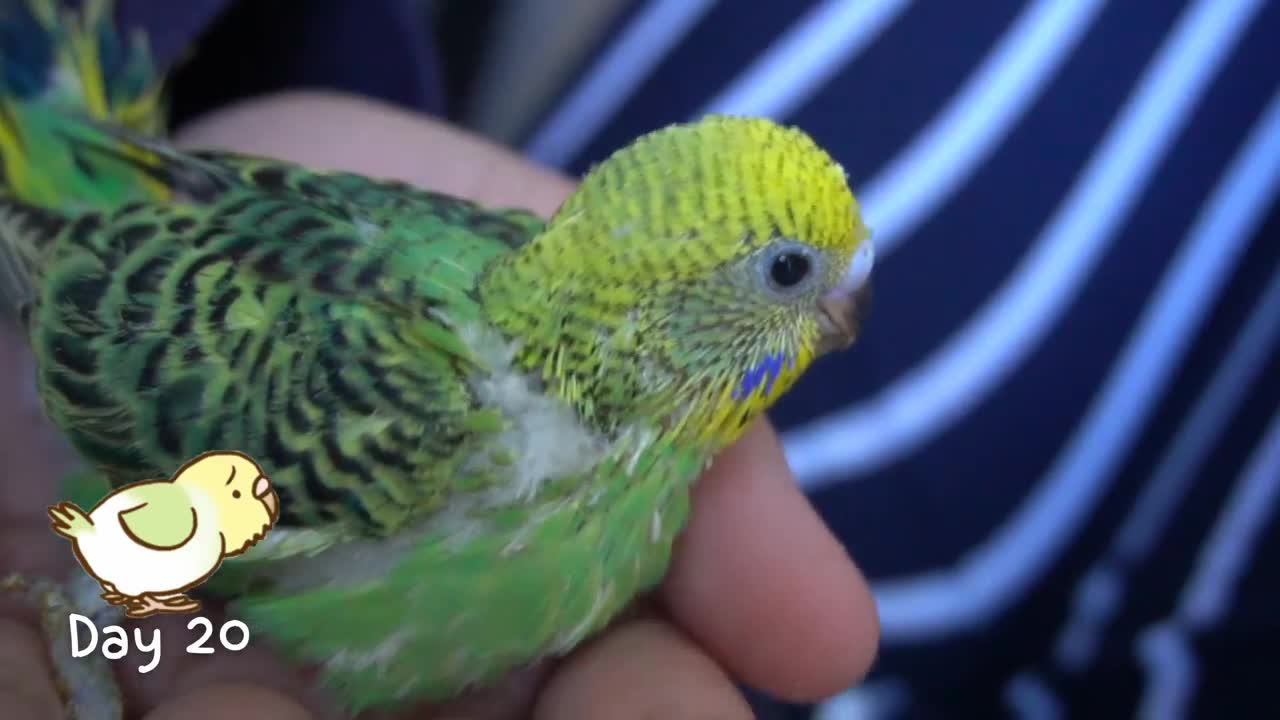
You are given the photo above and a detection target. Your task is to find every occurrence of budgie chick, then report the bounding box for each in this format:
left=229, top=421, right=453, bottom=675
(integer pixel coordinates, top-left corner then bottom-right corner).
left=47, top=450, right=279, bottom=619
left=0, top=0, right=876, bottom=715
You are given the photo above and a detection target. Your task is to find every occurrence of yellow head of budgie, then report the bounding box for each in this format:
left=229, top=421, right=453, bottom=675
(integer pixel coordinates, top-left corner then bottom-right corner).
left=172, top=450, right=279, bottom=556
left=481, top=114, right=874, bottom=447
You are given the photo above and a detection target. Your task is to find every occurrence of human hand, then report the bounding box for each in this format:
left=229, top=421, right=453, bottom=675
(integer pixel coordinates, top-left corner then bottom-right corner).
left=0, top=91, right=879, bottom=719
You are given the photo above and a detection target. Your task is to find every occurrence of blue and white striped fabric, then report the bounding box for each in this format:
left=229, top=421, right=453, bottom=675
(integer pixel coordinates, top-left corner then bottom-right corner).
left=518, top=2, right=1280, bottom=718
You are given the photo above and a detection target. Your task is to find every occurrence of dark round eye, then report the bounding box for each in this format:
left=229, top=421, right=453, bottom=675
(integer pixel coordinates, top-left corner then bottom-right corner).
left=770, top=252, right=811, bottom=288
left=232, top=490, right=241, bottom=499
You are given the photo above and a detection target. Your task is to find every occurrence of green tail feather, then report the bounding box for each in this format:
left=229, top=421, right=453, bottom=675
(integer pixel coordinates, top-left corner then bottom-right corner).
left=0, top=0, right=167, bottom=207
left=0, top=0, right=169, bottom=310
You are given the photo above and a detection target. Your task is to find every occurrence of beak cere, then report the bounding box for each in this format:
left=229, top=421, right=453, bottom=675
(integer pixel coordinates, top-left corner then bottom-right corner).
left=817, top=281, right=872, bottom=353
left=254, top=475, right=280, bottom=522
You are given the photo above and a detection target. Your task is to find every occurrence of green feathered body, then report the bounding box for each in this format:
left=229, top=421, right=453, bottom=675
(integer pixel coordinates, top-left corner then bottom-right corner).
left=0, top=1, right=712, bottom=710
left=16, top=149, right=705, bottom=707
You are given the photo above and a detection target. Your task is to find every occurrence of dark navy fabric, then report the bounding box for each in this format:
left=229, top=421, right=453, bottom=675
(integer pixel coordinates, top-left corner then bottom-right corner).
left=114, top=1, right=1280, bottom=718
left=114, top=0, right=444, bottom=126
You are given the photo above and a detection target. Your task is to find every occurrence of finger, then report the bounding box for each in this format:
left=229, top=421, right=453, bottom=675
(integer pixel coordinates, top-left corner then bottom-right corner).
left=534, top=618, right=752, bottom=720
left=142, top=682, right=314, bottom=720
left=660, top=418, right=880, bottom=701
left=171, top=90, right=576, bottom=216
left=116, top=609, right=324, bottom=715
left=120, top=606, right=535, bottom=720
left=419, top=664, right=548, bottom=720
left=0, top=618, right=65, bottom=720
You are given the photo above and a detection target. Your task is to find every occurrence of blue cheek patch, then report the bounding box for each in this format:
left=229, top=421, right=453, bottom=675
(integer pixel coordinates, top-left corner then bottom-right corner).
left=734, top=352, right=794, bottom=401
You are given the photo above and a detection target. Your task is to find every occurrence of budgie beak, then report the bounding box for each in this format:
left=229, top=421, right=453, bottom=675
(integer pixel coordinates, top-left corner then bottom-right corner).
left=254, top=475, right=279, bottom=523
left=817, top=282, right=871, bottom=353
left=816, top=239, right=875, bottom=354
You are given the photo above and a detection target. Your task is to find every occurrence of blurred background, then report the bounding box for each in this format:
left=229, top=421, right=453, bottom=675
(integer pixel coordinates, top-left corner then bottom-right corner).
left=55, top=0, right=1280, bottom=717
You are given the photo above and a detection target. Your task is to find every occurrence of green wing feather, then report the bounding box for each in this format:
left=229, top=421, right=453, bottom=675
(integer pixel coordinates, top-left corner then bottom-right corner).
left=4, top=126, right=542, bottom=541
left=0, top=0, right=167, bottom=307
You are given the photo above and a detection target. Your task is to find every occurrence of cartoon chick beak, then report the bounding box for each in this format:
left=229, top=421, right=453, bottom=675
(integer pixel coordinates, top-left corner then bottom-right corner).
left=254, top=475, right=279, bottom=523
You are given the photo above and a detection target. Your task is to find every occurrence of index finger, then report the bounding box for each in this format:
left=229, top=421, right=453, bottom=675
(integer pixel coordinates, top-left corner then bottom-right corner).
left=660, top=418, right=880, bottom=701
left=0, top=618, right=65, bottom=720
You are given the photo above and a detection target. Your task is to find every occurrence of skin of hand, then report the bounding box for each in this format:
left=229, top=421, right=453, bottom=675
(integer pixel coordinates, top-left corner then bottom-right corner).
left=0, top=90, right=880, bottom=720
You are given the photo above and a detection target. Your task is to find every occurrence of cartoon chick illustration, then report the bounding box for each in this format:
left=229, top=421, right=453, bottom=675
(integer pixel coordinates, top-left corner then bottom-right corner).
left=47, top=451, right=279, bottom=619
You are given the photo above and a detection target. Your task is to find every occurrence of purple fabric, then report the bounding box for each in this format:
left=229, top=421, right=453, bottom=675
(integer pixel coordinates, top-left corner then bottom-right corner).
left=116, top=0, right=230, bottom=69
